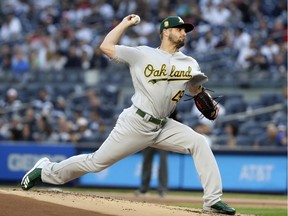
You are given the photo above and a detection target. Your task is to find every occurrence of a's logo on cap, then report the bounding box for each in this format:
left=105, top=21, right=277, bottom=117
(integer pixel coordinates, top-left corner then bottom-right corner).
left=164, top=21, right=169, bottom=27
left=178, top=17, right=184, bottom=23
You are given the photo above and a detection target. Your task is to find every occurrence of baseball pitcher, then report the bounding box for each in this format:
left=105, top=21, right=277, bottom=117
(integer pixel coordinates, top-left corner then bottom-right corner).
left=21, top=14, right=236, bottom=215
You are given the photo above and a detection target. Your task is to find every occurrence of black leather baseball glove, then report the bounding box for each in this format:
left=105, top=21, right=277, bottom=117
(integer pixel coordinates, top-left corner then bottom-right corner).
left=192, top=88, right=220, bottom=120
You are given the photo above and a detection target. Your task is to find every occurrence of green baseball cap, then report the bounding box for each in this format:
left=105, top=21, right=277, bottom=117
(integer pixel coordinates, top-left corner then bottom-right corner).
left=160, top=16, right=194, bottom=33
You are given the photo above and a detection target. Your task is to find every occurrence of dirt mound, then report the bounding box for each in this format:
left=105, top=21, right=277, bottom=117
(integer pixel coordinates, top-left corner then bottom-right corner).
left=0, top=189, right=210, bottom=216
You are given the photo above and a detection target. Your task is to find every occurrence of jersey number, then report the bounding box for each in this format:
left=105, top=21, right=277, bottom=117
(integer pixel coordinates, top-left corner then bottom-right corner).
left=172, top=90, right=185, bottom=102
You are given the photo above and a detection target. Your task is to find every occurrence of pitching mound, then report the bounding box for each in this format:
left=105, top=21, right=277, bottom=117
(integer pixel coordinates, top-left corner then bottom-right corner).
left=0, top=188, right=263, bottom=216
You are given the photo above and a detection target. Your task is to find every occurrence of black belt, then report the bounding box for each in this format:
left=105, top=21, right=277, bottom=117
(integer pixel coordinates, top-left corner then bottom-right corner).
left=136, top=108, right=167, bottom=127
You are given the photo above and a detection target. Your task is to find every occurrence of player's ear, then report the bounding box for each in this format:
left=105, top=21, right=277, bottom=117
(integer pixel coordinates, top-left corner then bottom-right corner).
left=161, top=29, right=169, bottom=39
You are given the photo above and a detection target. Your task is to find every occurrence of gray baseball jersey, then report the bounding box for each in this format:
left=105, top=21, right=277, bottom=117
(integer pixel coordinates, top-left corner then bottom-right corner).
left=115, top=45, right=208, bottom=118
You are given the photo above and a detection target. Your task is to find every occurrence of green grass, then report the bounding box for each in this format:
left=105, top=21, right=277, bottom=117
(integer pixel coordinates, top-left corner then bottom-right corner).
left=234, top=207, right=287, bottom=216
left=177, top=203, right=287, bottom=216
left=220, top=192, right=287, bottom=200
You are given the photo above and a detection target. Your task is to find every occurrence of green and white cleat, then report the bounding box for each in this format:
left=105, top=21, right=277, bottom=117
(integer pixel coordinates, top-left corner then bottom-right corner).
left=204, top=201, right=236, bottom=215
left=21, top=157, right=50, bottom=191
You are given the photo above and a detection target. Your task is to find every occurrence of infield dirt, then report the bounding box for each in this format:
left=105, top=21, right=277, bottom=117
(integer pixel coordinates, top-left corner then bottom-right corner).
left=0, top=188, right=285, bottom=216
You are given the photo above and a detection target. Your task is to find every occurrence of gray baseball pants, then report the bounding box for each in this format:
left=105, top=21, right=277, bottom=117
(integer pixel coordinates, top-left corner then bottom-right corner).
left=41, top=105, right=222, bottom=207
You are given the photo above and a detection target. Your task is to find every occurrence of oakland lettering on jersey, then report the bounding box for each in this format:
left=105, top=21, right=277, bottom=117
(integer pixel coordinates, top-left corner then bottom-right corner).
left=144, top=64, right=192, bottom=83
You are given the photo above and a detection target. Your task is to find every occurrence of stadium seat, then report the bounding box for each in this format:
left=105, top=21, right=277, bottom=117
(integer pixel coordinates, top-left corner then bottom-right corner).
left=235, top=135, right=255, bottom=146
left=214, top=135, right=229, bottom=146
left=238, top=120, right=261, bottom=135
left=259, top=93, right=283, bottom=106
left=224, top=99, right=247, bottom=115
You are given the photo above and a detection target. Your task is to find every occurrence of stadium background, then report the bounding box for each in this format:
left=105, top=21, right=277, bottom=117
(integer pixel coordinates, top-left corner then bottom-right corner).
left=0, top=0, right=287, bottom=197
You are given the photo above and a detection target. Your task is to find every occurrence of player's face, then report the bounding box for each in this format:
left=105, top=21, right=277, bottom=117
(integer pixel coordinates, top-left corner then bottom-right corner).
left=168, top=27, right=186, bottom=49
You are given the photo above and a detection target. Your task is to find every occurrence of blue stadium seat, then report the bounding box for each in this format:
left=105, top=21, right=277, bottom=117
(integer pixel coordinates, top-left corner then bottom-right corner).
left=259, top=93, right=283, bottom=106
left=238, top=120, right=261, bottom=135
left=236, top=135, right=255, bottom=146
left=224, top=99, right=247, bottom=115
left=214, top=135, right=229, bottom=146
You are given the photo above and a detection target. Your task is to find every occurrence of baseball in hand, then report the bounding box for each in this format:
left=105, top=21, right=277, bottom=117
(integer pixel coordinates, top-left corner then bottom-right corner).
left=131, top=15, right=141, bottom=25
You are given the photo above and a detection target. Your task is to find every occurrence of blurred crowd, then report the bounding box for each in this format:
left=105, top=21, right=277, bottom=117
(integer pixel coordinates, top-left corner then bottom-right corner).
left=0, top=0, right=287, bottom=148
left=0, top=86, right=111, bottom=144
left=0, top=0, right=287, bottom=80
